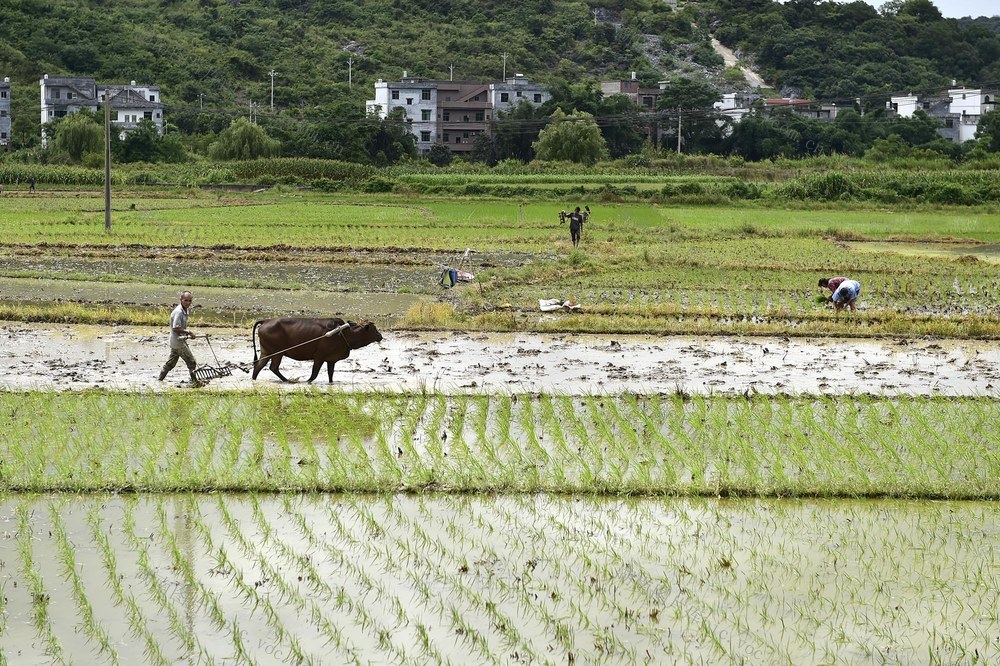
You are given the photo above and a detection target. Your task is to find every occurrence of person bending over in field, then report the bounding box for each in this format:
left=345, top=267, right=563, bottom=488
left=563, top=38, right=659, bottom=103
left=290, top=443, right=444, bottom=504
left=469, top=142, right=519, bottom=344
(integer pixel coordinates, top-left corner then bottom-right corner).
left=819, top=276, right=861, bottom=312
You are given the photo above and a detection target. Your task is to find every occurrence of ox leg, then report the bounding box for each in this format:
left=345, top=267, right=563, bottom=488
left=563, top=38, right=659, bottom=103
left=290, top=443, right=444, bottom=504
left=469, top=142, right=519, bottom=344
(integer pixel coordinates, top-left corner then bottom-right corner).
left=327, top=361, right=336, bottom=383
left=252, top=357, right=268, bottom=380
left=307, top=359, right=324, bottom=383
left=268, top=355, right=291, bottom=382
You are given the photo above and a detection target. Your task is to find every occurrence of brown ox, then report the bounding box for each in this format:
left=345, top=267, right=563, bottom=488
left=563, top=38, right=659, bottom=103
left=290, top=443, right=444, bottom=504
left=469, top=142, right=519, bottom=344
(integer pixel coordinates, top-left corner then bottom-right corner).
left=251, top=317, right=383, bottom=383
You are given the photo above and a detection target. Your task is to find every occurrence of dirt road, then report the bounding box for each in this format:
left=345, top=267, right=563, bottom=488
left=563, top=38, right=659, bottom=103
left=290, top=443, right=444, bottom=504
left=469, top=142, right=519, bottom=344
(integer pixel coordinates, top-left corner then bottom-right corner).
left=2, top=322, right=997, bottom=396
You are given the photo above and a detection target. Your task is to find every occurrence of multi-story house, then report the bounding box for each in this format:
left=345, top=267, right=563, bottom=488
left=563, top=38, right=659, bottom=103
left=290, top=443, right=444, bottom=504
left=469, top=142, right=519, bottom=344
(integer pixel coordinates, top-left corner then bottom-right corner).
left=0, top=78, right=10, bottom=148
left=490, top=74, right=550, bottom=114
left=39, top=75, right=164, bottom=147
left=888, top=86, right=998, bottom=143
left=601, top=74, right=662, bottom=110
left=367, top=72, right=548, bottom=155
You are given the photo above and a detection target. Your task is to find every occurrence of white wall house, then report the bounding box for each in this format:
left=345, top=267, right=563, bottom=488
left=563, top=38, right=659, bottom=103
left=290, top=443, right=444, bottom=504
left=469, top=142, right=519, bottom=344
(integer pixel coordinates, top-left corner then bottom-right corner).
left=889, top=87, right=997, bottom=143
left=40, top=75, right=164, bottom=148
left=366, top=72, right=438, bottom=154
left=489, top=74, right=550, bottom=114
left=368, top=72, right=551, bottom=155
left=0, top=77, right=10, bottom=148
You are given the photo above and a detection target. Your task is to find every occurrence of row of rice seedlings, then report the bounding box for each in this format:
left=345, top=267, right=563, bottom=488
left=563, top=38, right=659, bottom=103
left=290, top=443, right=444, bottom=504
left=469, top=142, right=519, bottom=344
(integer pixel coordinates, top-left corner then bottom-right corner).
left=85, top=503, right=171, bottom=665
left=189, top=500, right=313, bottom=664
left=244, top=495, right=367, bottom=663
left=279, top=497, right=415, bottom=662
left=1, top=392, right=998, bottom=497
left=1, top=493, right=996, bottom=662
left=345, top=498, right=497, bottom=662
left=345, top=495, right=544, bottom=662
left=15, top=505, right=64, bottom=662
left=48, top=500, right=120, bottom=664
left=118, top=500, right=214, bottom=663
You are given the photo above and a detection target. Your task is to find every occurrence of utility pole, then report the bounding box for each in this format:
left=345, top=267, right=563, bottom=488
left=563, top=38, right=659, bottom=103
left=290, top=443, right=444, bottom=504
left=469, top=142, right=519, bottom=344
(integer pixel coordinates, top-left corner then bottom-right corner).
left=449, top=64, right=454, bottom=81
left=676, top=109, right=682, bottom=153
left=103, top=87, right=112, bottom=232
left=268, top=70, right=277, bottom=110
left=347, top=59, right=354, bottom=89
left=198, top=92, right=204, bottom=110
left=501, top=52, right=508, bottom=81
left=593, top=8, right=599, bottom=24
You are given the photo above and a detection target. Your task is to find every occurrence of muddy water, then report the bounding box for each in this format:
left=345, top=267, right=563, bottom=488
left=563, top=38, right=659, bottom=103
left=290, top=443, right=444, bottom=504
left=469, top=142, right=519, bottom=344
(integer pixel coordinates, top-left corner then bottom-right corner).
left=0, top=494, right=996, bottom=664
left=848, top=240, right=1000, bottom=263
left=2, top=321, right=998, bottom=395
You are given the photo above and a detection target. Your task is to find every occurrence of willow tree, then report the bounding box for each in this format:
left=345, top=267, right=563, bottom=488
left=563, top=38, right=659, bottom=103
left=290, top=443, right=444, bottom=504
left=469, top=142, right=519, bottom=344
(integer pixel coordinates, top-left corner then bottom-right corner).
left=532, top=109, right=609, bottom=166
left=51, top=112, right=104, bottom=163
left=207, top=117, right=281, bottom=160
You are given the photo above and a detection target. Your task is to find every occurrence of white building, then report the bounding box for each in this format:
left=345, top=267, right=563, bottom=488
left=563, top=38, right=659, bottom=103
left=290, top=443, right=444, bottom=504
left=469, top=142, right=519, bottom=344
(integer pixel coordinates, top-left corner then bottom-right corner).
left=490, top=74, right=550, bottom=113
left=367, top=72, right=550, bottom=156
left=366, top=72, right=439, bottom=154
left=40, top=75, right=164, bottom=148
left=889, top=87, right=997, bottom=143
left=0, top=77, right=10, bottom=148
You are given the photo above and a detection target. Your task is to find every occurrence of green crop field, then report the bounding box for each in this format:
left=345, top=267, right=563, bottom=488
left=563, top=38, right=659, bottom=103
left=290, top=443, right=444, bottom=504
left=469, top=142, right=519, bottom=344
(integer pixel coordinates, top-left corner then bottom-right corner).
left=1, top=183, right=998, bottom=664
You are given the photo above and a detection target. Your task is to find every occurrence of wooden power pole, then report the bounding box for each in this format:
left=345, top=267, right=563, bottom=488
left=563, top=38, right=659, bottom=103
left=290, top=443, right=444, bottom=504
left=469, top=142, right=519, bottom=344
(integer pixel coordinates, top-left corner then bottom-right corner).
left=104, top=88, right=112, bottom=232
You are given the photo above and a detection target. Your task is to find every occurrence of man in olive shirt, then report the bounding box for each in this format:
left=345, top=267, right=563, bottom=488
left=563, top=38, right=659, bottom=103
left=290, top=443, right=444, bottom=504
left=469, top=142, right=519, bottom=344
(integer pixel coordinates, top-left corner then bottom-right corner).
left=158, top=291, right=199, bottom=382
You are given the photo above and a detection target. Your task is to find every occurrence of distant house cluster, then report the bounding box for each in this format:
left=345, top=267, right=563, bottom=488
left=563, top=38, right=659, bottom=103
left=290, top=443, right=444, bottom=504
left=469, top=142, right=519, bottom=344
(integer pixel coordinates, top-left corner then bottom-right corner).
left=366, top=72, right=551, bottom=155
left=0, top=75, right=165, bottom=149
left=887, top=87, right=997, bottom=143
left=39, top=75, right=165, bottom=148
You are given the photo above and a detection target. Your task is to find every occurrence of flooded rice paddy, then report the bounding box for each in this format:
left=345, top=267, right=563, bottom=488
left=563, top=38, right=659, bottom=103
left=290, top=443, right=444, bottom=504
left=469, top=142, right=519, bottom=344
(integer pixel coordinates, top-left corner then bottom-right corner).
left=0, top=322, right=999, bottom=396
left=0, top=494, right=995, bottom=665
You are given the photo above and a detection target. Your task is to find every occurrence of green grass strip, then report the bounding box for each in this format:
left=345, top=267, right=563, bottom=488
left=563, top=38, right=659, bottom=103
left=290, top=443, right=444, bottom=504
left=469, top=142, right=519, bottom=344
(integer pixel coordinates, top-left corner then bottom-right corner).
left=0, top=390, right=996, bottom=499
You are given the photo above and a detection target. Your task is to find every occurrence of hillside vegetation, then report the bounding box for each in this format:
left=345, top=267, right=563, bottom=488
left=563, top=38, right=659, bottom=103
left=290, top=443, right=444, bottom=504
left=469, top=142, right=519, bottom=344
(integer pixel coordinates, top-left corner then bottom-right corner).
left=0, top=0, right=998, bottom=163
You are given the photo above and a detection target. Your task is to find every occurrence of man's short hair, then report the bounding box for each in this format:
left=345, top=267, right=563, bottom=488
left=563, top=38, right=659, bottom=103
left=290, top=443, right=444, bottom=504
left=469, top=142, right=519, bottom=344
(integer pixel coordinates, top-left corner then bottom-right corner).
left=817, top=278, right=828, bottom=287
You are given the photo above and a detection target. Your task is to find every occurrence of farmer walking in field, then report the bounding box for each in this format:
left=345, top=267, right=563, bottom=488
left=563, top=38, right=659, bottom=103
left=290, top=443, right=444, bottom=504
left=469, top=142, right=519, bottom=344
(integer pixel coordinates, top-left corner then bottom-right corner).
left=567, top=206, right=585, bottom=247
left=819, top=276, right=861, bottom=312
left=158, top=291, right=200, bottom=382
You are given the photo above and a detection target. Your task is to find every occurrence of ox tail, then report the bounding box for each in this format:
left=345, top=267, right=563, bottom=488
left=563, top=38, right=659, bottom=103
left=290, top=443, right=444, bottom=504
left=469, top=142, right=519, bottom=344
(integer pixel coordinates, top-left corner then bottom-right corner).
left=252, top=319, right=264, bottom=364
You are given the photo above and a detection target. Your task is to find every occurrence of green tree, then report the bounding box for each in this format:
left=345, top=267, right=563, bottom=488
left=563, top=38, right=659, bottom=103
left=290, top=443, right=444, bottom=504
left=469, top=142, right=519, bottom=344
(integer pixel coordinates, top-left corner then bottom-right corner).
left=975, top=109, right=1000, bottom=152
left=426, top=143, right=454, bottom=166
left=532, top=108, right=609, bottom=165
left=50, top=112, right=104, bottom=163
left=117, top=119, right=160, bottom=163
left=207, top=118, right=281, bottom=160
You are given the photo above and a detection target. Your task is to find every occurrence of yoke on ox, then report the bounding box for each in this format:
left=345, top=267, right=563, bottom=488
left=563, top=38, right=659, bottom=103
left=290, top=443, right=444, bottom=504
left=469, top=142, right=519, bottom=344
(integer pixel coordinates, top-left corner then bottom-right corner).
left=252, top=317, right=383, bottom=383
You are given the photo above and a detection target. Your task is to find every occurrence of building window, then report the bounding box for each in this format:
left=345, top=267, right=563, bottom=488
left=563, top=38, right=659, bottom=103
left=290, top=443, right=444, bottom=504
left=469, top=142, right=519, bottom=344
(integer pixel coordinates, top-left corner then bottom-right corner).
left=391, top=90, right=399, bottom=100
left=420, top=130, right=431, bottom=141
left=421, top=89, right=431, bottom=100
left=643, top=96, right=653, bottom=107
left=533, top=93, right=541, bottom=103
left=443, top=111, right=450, bottom=121
left=945, top=119, right=954, bottom=128
left=52, top=90, right=61, bottom=99
left=421, top=109, right=431, bottom=121
left=406, top=98, right=413, bottom=105
left=475, top=111, right=484, bottom=121
left=149, top=95, right=156, bottom=102
left=67, top=92, right=74, bottom=99
left=1, top=132, right=6, bottom=139
left=144, top=111, right=153, bottom=120
left=0, top=110, right=6, bottom=117
left=501, top=92, right=509, bottom=102
left=0, top=91, right=6, bottom=98
left=455, top=136, right=460, bottom=144
left=516, top=91, right=522, bottom=97
left=443, top=132, right=450, bottom=142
